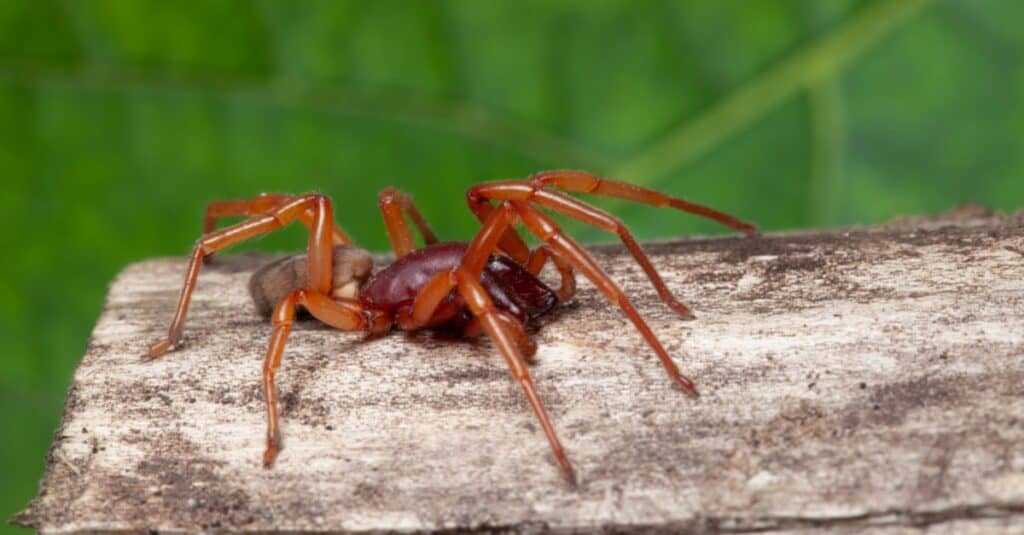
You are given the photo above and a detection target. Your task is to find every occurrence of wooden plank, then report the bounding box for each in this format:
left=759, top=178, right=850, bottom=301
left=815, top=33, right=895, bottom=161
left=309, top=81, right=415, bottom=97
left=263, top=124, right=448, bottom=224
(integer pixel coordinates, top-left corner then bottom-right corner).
left=14, top=208, right=1024, bottom=533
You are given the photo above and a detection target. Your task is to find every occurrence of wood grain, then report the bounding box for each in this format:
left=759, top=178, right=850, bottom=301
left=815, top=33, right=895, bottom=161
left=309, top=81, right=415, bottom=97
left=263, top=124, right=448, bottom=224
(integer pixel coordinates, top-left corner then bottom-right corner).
left=14, top=207, right=1024, bottom=533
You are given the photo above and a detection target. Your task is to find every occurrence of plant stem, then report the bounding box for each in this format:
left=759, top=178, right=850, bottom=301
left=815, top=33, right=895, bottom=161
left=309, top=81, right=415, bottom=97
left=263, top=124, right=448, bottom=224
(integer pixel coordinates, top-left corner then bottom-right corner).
left=808, top=78, right=845, bottom=227
left=610, top=0, right=933, bottom=183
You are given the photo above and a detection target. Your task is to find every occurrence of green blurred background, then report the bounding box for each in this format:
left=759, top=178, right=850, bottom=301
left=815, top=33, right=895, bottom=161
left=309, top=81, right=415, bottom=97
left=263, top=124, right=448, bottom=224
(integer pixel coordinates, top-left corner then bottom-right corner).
left=2, top=0, right=1022, bottom=529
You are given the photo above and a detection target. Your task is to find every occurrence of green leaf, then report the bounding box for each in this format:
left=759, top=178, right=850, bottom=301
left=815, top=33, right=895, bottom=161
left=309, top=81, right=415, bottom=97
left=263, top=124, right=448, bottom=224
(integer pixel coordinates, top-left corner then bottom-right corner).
left=0, top=0, right=81, bottom=67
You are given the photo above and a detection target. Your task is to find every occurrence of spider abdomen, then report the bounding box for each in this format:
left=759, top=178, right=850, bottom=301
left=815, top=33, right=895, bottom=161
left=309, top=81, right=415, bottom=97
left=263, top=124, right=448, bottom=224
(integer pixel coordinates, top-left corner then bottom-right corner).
left=249, top=245, right=373, bottom=317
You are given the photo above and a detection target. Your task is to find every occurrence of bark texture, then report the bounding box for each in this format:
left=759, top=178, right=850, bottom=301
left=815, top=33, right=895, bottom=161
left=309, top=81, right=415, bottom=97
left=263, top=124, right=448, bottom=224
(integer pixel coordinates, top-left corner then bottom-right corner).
left=14, top=207, right=1024, bottom=534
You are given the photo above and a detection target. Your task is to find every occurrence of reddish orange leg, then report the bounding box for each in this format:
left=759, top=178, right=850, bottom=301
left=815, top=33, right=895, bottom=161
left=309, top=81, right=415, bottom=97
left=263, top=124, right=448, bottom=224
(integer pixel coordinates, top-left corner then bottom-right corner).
left=528, top=169, right=759, bottom=236
left=466, top=189, right=532, bottom=263
left=262, top=289, right=385, bottom=467
left=205, top=194, right=352, bottom=245
left=394, top=270, right=539, bottom=359
left=468, top=190, right=576, bottom=304
left=471, top=181, right=702, bottom=319
left=512, top=201, right=699, bottom=397
left=378, top=188, right=438, bottom=257
left=144, top=194, right=336, bottom=360
left=456, top=203, right=575, bottom=481
left=456, top=271, right=572, bottom=481
left=394, top=204, right=571, bottom=479
left=526, top=246, right=576, bottom=302
left=462, top=313, right=539, bottom=361
left=204, top=194, right=288, bottom=233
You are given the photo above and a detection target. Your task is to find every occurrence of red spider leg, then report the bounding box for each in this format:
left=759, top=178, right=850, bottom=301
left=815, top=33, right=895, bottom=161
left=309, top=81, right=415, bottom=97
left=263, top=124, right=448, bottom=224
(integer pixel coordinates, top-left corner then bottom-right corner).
left=512, top=200, right=699, bottom=397
left=378, top=187, right=439, bottom=257
left=468, top=190, right=576, bottom=302
left=262, top=289, right=386, bottom=467
left=204, top=194, right=287, bottom=233
left=462, top=313, right=539, bottom=360
left=465, top=194, right=532, bottom=263
left=456, top=203, right=575, bottom=481
left=405, top=271, right=459, bottom=327
left=456, top=271, right=572, bottom=480
left=529, top=169, right=760, bottom=236
left=461, top=197, right=558, bottom=355
left=205, top=194, right=352, bottom=245
left=396, top=279, right=534, bottom=361
left=144, top=194, right=335, bottom=360
left=526, top=246, right=576, bottom=302
left=470, top=182, right=698, bottom=319
left=397, top=201, right=535, bottom=329
left=391, top=270, right=540, bottom=357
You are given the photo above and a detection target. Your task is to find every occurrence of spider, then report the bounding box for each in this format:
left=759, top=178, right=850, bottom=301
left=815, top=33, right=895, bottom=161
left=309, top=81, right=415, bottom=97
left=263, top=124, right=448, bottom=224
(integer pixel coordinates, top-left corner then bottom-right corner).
left=142, top=170, right=757, bottom=482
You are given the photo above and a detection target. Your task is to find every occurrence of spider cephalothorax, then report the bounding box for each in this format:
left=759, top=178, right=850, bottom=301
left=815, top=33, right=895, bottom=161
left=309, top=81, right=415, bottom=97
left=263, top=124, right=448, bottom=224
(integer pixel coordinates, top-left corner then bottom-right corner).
left=143, top=171, right=757, bottom=482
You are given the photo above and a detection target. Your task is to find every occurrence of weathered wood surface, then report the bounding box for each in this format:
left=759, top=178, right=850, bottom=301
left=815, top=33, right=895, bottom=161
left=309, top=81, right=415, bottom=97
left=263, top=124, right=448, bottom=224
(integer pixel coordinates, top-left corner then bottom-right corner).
left=15, top=207, right=1024, bottom=534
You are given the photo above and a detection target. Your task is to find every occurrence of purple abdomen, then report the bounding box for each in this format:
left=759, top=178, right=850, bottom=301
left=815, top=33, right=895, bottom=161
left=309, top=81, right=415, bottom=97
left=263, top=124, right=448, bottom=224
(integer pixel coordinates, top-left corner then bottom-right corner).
left=360, top=242, right=557, bottom=323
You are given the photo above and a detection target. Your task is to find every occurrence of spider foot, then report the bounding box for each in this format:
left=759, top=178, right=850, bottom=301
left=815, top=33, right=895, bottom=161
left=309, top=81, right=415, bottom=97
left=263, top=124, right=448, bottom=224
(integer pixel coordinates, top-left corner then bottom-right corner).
left=739, top=222, right=761, bottom=237
left=557, top=456, right=578, bottom=487
left=671, top=372, right=700, bottom=398
left=140, top=337, right=179, bottom=361
left=667, top=301, right=697, bottom=321
left=263, top=439, right=280, bottom=468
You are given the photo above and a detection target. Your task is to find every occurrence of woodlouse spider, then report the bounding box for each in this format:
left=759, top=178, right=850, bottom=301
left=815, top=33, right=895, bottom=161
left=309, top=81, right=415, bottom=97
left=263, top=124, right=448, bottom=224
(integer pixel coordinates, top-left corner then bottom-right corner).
left=142, top=170, right=758, bottom=482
